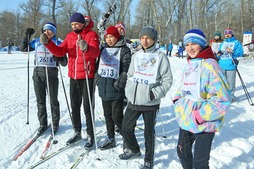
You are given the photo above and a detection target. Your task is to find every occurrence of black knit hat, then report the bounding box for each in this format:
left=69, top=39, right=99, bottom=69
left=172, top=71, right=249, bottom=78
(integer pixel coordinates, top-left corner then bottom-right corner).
left=139, top=26, right=158, bottom=42
left=70, top=12, right=85, bottom=24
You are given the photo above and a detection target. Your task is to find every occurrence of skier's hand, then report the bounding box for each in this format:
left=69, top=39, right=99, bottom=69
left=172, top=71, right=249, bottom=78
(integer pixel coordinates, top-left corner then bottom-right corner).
left=113, top=72, right=127, bottom=90
left=78, top=40, right=88, bottom=51
left=40, top=33, right=49, bottom=44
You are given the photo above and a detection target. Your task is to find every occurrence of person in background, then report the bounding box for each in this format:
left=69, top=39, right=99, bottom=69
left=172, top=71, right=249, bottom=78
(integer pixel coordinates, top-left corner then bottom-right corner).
left=178, top=40, right=184, bottom=58
left=217, top=28, right=244, bottom=100
left=115, top=22, right=126, bottom=36
left=173, top=29, right=231, bottom=169
left=119, top=26, right=173, bottom=169
left=40, top=12, right=100, bottom=149
left=96, top=26, right=131, bottom=150
left=167, top=41, right=173, bottom=57
left=21, top=23, right=67, bottom=135
left=210, top=31, right=223, bottom=53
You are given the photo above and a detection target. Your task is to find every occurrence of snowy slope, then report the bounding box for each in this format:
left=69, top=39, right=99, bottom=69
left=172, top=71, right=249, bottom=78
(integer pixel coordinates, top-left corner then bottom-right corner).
left=0, top=52, right=253, bottom=169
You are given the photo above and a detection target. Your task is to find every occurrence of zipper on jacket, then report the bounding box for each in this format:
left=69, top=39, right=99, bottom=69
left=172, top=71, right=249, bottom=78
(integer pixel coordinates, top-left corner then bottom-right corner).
left=133, top=82, right=138, bottom=105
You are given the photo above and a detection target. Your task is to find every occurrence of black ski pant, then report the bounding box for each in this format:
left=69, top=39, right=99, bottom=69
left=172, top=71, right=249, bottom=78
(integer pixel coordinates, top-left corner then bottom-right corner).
left=33, top=69, right=60, bottom=128
left=122, top=106, right=157, bottom=167
left=70, top=78, right=94, bottom=137
left=177, top=128, right=215, bottom=169
left=102, top=99, right=124, bottom=138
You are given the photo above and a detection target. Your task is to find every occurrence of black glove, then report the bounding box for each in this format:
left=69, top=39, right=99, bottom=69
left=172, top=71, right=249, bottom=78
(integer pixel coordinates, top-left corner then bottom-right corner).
left=233, top=59, right=239, bottom=65
left=113, top=72, right=127, bottom=90
left=25, top=28, right=35, bottom=36
left=40, top=33, right=49, bottom=44
left=53, top=55, right=68, bottom=66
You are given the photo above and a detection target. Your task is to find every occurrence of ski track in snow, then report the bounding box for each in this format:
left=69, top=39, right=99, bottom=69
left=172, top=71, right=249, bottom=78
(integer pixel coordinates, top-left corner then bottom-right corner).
left=0, top=52, right=254, bottom=169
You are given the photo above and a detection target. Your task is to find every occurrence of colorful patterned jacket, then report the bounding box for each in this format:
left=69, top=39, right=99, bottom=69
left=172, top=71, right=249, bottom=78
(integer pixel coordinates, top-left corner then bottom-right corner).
left=173, top=47, right=232, bottom=133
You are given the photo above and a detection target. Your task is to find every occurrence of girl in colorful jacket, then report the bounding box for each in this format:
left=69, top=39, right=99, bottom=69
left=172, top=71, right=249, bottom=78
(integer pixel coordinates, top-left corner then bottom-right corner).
left=173, top=29, right=232, bottom=169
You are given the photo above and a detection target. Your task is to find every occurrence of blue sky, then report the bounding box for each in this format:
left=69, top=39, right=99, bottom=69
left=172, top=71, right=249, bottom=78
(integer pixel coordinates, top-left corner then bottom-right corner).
left=0, top=0, right=26, bottom=11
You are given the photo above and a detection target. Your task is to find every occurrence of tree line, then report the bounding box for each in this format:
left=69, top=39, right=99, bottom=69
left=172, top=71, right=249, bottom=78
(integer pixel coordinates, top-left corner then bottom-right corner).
left=0, top=0, right=254, bottom=48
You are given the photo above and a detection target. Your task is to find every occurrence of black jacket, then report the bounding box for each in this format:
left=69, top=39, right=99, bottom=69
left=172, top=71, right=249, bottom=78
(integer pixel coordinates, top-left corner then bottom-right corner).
left=97, top=36, right=131, bottom=101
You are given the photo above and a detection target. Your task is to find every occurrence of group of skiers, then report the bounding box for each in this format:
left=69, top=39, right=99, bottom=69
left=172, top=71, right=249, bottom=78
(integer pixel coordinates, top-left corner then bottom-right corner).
left=20, top=9, right=243, bottom=168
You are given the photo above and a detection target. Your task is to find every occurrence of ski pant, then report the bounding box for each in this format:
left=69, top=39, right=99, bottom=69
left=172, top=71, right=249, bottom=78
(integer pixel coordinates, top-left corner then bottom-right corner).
left=177, top=128, right=215, bottom=169
left=70, top=78, right=94, bottom=137
left=33, top=68, right=60, bottom=128
left=122, top=106, right=157, bottom=167
left=102, top=99, right=124, bottom=138
left=222, top=70, right=236, bottom=96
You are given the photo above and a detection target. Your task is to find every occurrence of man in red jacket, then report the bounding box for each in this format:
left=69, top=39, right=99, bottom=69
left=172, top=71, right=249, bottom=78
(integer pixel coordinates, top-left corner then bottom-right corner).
left=40, top=12, right=100, bottom=149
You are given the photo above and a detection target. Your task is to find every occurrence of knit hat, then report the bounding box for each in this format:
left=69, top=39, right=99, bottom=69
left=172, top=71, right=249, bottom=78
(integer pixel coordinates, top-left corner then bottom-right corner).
left=104, top=26, right=121, bottom=40
left=139, top=26, right=158, bottom=42
left=43, top=22, right=57, bottom=35
left=224, top=28, right=233, bottom=35
left=183, top=29, right=207, bottom=48
left=214, top=31, right=221, bottom=38
left=115, top=22, right=126, bottom=34
left=70, top=12, right=85, bottom=24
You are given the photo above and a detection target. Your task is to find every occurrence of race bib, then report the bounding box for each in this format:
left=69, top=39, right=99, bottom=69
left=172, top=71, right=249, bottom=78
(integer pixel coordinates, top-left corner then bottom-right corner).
left=182, top=60, right=203, bottom=101
left=35, top=44, right=56, bottom=67
left=211, top=42, right=221, bottom=53
left=130, top=53, right=159, bottom=84
left=98, top=48, right=121, bottom=79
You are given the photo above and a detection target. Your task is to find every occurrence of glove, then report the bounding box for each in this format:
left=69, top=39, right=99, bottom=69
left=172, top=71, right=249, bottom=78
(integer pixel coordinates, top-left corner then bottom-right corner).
left=25, top=28, right=35, bottom=36
left=113, top=72, right=127, bottom=90
left=78, top=40, right=88, bottom=51
left=53, top=55, right=68, bottom=66
left=40, top=33, right=49, bottom=44
left=233, top=59, right=239, bottom=65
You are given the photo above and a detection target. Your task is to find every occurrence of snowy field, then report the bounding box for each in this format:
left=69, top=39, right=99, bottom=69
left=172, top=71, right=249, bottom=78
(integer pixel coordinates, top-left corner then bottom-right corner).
left=0, top=52, right=254, bottom=169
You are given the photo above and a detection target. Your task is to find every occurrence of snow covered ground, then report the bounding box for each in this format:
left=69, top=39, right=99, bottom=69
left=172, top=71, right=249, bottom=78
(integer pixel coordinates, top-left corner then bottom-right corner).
left=0, top=52, right=254, bottom=169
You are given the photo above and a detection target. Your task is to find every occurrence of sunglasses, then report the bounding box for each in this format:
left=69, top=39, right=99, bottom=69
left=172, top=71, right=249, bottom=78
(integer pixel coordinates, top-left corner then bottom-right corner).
left=224, top=30, right=232, bottom=35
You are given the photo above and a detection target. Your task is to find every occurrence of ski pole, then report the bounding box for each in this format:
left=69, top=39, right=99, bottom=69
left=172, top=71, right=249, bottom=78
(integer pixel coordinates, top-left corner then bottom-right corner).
left=43, top=46, right=58, bottom=144
left=26, top=33, right=31, bottom=125
left=58, top=65, right=73, bottom=125
left=229, top=53, right=254, bottom=106
left=81, top=49, right=98, bottom=150
left=158, top=110, right=167, bottom=138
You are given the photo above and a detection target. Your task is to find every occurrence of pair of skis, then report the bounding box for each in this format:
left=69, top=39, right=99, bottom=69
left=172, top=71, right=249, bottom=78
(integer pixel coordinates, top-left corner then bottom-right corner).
left=29, top=130, right=105, bottom=169
left=12, top=125, right=51, bottom=161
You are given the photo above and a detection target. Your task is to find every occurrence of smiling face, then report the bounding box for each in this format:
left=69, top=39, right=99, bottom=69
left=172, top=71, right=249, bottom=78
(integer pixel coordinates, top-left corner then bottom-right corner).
left=185, top=42, right=203, bottom=58
left=105, top=34, right=118, bottom=46
left=140, top=35, right=155, bottom=49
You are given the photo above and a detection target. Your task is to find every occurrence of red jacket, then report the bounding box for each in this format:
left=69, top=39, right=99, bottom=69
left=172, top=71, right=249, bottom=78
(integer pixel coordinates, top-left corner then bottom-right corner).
left=45, top=20, right=100, bottom=79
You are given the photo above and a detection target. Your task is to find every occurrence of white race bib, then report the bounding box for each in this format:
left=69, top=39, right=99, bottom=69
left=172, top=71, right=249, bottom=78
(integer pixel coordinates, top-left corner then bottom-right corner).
left=182, top=60, right=203, bottom=101
left=130, top=53, right=159, bottom=84
left=211, top=42, right=221, bottom=53
left=35, top=44, right=56, bottom=67
left=98, top=48, right=121, bottom=79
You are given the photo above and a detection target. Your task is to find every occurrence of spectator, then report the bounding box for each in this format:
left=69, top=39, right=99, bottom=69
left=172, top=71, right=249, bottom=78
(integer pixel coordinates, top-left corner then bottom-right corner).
left=217, top=28, right=244, bottom=100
